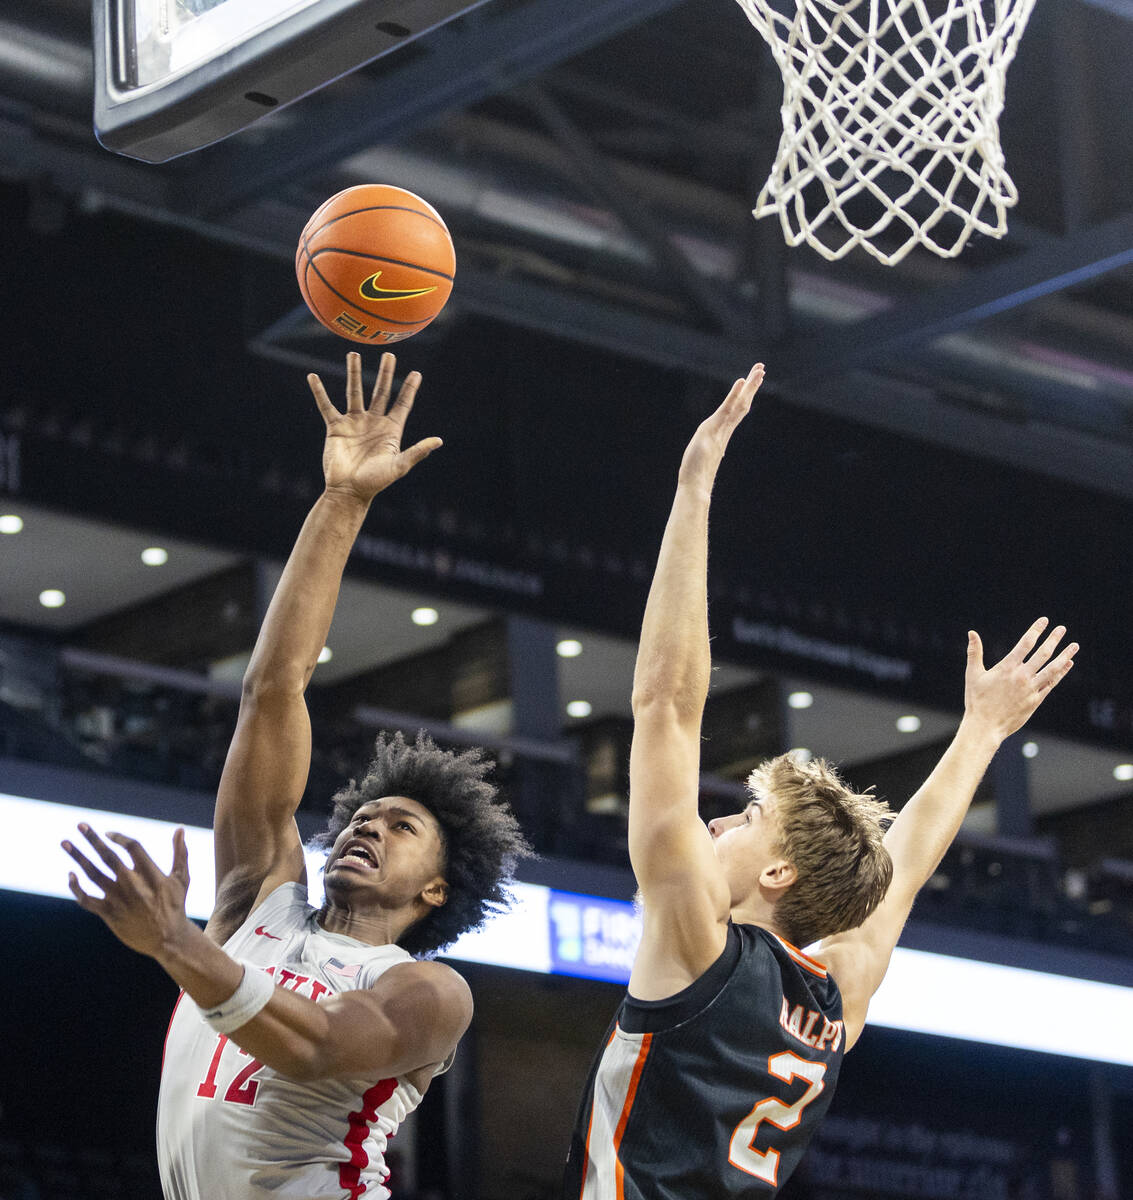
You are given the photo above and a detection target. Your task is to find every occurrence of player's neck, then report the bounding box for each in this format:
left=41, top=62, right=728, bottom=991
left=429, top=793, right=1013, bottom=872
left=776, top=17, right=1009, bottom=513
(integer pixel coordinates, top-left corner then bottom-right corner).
left=729, top=896, right=787, bottom=940
left=316, top=899, right=418, bottom=946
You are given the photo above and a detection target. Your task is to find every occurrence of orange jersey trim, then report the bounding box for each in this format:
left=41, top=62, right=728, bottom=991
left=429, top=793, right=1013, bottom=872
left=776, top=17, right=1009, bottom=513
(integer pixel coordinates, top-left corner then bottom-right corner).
left=771, top=933, right=828, bottom=978
left=613, top=1032, right=652, bottom=1200
left=577, top=1027, right=619, bottom=1200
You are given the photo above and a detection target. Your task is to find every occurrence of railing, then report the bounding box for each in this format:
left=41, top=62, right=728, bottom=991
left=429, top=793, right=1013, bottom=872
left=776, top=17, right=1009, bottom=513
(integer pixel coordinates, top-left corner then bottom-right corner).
left=0, top=638, right=1130, bottom=956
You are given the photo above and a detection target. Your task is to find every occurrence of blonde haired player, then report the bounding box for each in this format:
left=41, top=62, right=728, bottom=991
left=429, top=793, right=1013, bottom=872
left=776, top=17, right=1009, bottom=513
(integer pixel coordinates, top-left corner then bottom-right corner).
left=564, top=364, right=1077, bottom=1198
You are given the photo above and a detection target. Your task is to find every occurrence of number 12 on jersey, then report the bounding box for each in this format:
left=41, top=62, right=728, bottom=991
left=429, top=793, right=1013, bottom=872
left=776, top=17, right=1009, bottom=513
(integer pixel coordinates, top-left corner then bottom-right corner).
left=728, top=1052, right=827, bottom=1186
left=197, top=1034, right=268, bottom=1106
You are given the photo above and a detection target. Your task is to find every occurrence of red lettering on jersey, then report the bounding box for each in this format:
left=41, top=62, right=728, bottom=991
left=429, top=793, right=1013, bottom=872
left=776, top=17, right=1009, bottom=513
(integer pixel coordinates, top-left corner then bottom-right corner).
left=258, top=964, right=331, bottom=1002
left=197, top=1034, right=230, bottom=1099
left=277, top=969, right=310, bottom=992
left=223, top=1048, right=265, bottom=1105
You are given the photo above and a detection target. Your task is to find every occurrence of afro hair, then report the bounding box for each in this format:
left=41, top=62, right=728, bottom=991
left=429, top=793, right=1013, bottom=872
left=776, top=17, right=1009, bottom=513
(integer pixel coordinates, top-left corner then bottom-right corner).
left=311, top=730, right=531, bottom=956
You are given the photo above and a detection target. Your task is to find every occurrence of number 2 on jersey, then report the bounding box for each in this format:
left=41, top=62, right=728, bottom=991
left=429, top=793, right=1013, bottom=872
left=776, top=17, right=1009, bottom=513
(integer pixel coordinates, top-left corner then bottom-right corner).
left=728, top=1052, right=827, bottom=1186
left=197, top=1034, right=267, bottom=1106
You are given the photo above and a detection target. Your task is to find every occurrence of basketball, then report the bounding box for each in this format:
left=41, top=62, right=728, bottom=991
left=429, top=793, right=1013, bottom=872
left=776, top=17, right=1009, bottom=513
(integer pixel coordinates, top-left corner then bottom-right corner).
left=295, top=184, right=455, bottom=345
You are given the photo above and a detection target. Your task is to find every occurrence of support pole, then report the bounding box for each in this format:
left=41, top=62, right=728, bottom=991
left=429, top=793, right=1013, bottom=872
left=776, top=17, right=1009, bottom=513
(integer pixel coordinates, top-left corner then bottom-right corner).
left=992, top=731, right=1032, bottom=839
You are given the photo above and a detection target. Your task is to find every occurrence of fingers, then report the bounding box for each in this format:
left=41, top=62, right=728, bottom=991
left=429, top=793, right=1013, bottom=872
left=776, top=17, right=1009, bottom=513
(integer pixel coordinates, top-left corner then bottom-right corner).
left=62, top=824, right=183, bottom=903
left=723, top=363, right=765, bottom=411
left=369, top=352, right=397, bottom=415
left=1026, top=622, right=1067, bottom=670
left=987, top=617, right=1076, bottom=698
left=345, top=351, right=365, bottom=413
left=307, top=372, right=338, bottom=425
left=966, top=629, right=984, bottom=673
left=399, top=436, right=444, bottom=474
left=67, top=872, right=100, bottom=911
left=172, top=827, right=191, bottom=886
left=1007, top=617, right=1049, bottom=664
left=311, top=352, right=422, bottom=436
left=1035, top=640, right=1078, bottom=693
left=386, top=369, right=423, bottom=428
left=1014, top=619, right=1075, bottom=694
left=78, top=824, right=129, bottom=878
left=61, top=836, right=115, bottom=893
left=708, top=363, right=764, bottom=439
left=107, top=831, right=165, bottom=888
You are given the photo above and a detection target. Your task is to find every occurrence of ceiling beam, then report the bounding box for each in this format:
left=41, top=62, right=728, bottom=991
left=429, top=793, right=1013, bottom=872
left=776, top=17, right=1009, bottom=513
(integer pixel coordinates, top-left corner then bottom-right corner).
left=766, top=212, right=1133, bottom=384
left=1053, top=0, right=1108, bottom=230
left=178, top=0, right=686, bottom=219
left=250, top=273, right=1133, bottom=501
left=451, top=267, right=745, bottom=379
left=1077, top=0, right=1133, bottom=17
left=517, top=84, right=745, bottom=337
left=0, top=104, right=170, bottom=208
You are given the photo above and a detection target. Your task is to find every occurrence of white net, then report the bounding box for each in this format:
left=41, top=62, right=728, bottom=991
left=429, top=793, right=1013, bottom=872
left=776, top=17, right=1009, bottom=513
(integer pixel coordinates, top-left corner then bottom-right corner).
left=735, top=0, right=1038, bottom=265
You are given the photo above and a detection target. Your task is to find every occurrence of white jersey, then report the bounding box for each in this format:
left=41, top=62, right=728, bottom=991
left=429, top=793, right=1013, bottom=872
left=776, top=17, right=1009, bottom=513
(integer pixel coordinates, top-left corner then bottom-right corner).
left=157, top=883, right=428, bottom=1200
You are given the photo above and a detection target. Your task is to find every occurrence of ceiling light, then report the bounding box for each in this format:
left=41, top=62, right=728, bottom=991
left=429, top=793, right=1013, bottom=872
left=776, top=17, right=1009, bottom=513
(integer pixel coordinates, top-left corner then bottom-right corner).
left=787, top=691, right=813, bottom=709
left=566, top=700, right=592, bottom=719
left=39, top=589, right=66, bottom=608
left=0, top=514, right=23, bottom=534
left=317, top=646, right=333, bottom=664
left=1022, top=741, right=1038, bottom=759
left=789, top=747, right=813, bottom=763
left=1115, top=763, right=1133, bottom=783
left=896, top=715, right=922, bottom=733
left=556, top=638, right=583, bottom=658
left=411, top=607, right=439, bottom=626
left=140, top=546, right=169, bottom=566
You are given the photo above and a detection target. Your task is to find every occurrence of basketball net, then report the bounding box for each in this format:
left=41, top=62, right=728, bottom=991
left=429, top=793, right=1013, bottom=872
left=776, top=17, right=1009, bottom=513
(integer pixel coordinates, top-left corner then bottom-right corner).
left=735, top=0, right=1038, bottom=265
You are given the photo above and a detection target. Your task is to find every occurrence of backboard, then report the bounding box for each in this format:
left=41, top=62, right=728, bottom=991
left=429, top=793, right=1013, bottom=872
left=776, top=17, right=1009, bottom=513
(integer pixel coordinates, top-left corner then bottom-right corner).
left=93, top=0, right=491, bottom=163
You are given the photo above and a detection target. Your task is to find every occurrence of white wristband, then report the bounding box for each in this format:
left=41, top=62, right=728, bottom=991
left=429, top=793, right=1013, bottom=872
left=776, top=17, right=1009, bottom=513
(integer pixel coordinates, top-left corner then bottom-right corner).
left=198, top=965, right=276, bottom=1034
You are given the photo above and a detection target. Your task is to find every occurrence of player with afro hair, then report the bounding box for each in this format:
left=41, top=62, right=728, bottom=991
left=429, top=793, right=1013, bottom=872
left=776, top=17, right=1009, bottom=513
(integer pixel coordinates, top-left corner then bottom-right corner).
left=313, top=730, right=531, bottom=956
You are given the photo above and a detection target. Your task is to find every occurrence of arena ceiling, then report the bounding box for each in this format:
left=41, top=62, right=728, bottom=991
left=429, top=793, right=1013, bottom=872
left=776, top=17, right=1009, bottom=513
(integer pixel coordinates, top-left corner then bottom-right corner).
left=0, top=0, right=1130, bottom=816
left=1, top=0, right=1130, bottom=495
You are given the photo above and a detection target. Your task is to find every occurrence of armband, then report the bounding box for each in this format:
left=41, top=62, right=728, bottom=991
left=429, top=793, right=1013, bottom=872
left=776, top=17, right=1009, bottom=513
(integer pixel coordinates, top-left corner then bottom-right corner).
left=198, top=964, right=276, bottom=1033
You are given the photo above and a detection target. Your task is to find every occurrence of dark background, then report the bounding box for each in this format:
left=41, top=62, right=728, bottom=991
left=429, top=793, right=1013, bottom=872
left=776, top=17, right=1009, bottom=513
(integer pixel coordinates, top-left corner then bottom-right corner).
left=0, top=0, right=1131, bottom=1197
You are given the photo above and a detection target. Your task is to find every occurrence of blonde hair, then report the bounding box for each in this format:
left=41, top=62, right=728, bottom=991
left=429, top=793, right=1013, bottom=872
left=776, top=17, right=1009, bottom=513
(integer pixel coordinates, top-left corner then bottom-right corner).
left=747, top=753, right=893, bottom=948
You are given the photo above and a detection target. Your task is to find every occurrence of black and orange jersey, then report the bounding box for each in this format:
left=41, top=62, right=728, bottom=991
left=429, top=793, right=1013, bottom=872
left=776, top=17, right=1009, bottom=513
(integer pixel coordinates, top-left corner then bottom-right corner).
left=563, top=922, right=844, bottom=1200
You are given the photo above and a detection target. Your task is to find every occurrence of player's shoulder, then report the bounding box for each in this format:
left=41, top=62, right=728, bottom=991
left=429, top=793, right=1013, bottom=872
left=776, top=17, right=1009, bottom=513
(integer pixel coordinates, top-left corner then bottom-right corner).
left=754, top=926, right=835, bottom=979
left=245, top=878, right=311, bottom=927
left=378, top=957, right=471, bottom=1000
left=743, top=924, right=842, bottom=1011
left=807, top=935, right=864, bottom=994
left=215, top=880, right=311, bottom=949
left=805, top=937, right=869, bottom=1045
left=374, top=959, right=474, bottom=1036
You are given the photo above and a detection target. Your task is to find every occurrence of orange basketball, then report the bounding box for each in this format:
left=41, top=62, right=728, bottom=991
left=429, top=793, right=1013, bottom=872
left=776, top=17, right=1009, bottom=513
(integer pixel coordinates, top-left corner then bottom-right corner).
left=295, top=184, right=455, bottom=345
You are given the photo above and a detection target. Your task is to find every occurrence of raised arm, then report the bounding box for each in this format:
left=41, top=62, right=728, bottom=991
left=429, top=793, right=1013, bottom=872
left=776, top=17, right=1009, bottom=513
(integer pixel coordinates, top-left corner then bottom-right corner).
left=820, top=618, right=1077, bottom=1047
left=209, top=352, right=441, bottom=942
left=627, top=364, right=763, bottom=1000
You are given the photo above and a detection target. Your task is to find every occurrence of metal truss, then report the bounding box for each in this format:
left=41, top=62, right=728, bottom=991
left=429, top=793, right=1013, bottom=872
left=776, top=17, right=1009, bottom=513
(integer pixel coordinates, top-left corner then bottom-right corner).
left=177, top=0, right=688, bottom=218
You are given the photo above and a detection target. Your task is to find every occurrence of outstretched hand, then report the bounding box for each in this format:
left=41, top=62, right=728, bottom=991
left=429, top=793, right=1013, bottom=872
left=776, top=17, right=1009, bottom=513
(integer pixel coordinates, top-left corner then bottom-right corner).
left=678, top=363, right=764, bottom=493
left=63, top=825, right=193, bottom=959
left=965, top=618, right=1078, bottom=741
left=308, top=351, right=443, bottom=504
